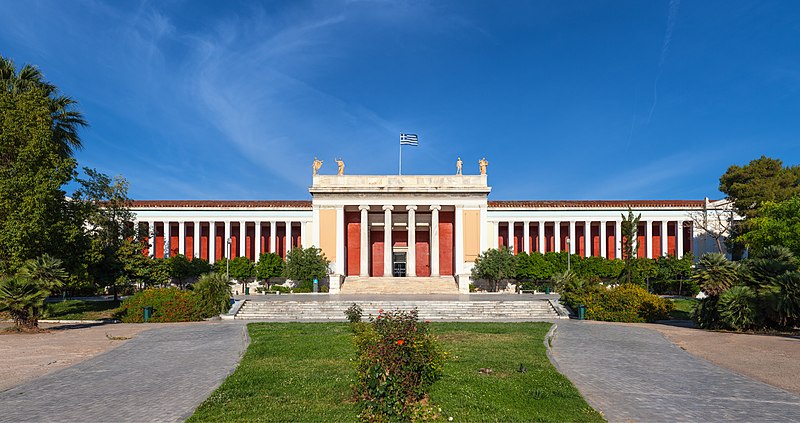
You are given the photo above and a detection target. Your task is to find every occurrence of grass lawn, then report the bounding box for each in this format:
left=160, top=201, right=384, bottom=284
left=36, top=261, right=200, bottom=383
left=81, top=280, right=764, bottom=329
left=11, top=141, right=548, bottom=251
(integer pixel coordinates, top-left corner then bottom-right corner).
left=189, top=322, right=603, bottom=422
left=669, top=298, right=698, bottom=320
left=43, top=299, right=121, bottom=320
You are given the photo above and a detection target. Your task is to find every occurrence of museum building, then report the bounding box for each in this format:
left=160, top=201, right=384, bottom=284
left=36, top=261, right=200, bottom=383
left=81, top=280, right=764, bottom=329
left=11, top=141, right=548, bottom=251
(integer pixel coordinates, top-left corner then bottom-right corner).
left=131, top=173, right=728, bottom=293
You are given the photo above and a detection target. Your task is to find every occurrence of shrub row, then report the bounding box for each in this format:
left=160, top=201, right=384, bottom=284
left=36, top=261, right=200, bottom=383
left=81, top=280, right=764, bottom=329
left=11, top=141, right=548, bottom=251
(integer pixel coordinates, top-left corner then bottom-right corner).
left=562, top=283, right=674, bottom=323
left=116, top=273, right=232, bottom=323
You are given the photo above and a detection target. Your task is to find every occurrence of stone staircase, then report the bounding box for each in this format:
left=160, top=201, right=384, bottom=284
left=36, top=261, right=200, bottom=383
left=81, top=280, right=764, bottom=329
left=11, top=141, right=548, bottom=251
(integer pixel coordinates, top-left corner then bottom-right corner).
left=339, top=276, right=460, bottom=294
left=233, top=299, right=564, bottom=321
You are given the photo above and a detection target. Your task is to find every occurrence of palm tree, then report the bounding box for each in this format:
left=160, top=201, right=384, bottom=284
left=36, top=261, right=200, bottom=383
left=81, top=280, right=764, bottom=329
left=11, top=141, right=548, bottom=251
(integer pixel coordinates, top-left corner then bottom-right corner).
left=0, top=56, right=87, bottom=157
left=692, top=253, right=739, bottom=297
left=18, top=254, right=68, bottom=293
left=0, top=276, right=48, bottom=330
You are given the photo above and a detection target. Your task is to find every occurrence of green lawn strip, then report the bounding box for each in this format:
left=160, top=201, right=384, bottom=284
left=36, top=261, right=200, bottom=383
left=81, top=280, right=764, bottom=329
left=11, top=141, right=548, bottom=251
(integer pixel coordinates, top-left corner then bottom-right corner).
left=669, top=298, right=698, bottom=320
left=43, top=299, right=121, bottom=320
left=189, top=322, right=603, bottom=422
left=188, top=323, right=358, bottom=422
left=429, top=322, right=604, bottom=422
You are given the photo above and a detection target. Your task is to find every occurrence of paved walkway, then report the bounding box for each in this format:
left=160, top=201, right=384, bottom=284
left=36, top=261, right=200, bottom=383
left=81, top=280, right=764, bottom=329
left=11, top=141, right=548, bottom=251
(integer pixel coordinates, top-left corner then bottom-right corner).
left=0, top=322, right=248, bottom=423
left=550, top=321, right=800, bottom=422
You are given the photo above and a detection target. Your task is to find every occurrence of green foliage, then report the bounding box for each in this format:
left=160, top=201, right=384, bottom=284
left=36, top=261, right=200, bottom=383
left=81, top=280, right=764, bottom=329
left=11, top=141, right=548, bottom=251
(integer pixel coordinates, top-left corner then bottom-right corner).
left=515, top=251, right=557, bottom=280
left=691, top=296, right=722, bottom=329
left=718, top=286, right=760, bottom=331
left=562, top=284, right=674, bottom=323
left=471, top=247, right=517, bottom=291
left=293, top=279, right=328, bottom=293
left=191, top=258, right=211, bottom=277
left=191, top=273, right=232, bottom=317
left=692, top=253, right=739, bottom=296
left=649, top=253, right=697, bottom=295
left=719, top=156, right=800, bottom=220
left=282, top=246, right=330, bottom=284
left=18, top=254, right=67, bottom=292
left=345, top=303, right=363, bottom=323
left=740, top=197, right=800, bottom=257
left=620, top=208, right=642, bottom=284
left=0, top=275, right=48, bottom=329
left=116, top=288, right=203, bottom=323
left=166, top=254, right=195, bottom=288
left=353, top=309, right=446, bottom=421
left=228, top=256, right=254, bottom=280
left=41, top=299, right=120, bottom=321
left=255, top=252, right=284, bottom=280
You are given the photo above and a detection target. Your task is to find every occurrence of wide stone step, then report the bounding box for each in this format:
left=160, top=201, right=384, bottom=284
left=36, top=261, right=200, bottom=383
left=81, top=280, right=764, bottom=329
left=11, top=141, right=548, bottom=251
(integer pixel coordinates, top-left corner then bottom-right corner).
left=233, top=299, right=560, bottom=321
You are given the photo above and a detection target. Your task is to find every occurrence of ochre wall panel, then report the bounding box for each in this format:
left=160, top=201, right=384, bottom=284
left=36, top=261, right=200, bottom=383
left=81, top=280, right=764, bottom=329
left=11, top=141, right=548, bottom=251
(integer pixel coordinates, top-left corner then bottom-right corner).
left=463, top=210, right=481, bottom=263
left=319, top=209, right=337, bottom=262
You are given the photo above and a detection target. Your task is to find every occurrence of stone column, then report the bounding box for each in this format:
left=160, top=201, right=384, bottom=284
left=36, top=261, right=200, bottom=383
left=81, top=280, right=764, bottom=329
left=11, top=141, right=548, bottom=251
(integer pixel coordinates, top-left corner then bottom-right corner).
left=661, top=220, right=669, bottom=256
left=615, top=220, right=622, bottom=259
left=677, top=221, right=685, bottom=258
left=406, top=205, right=417, bottom=277
left=507, top=221, right=515, bottom=253
left=538, top=222, right=545, bottom=253
left=224, top=221, right=231, bottom=259
left=239, top=221, right=247, bottom=259
left=270, top=221, right=277, bottom=254
left=569, top=221, right=576, bottom=255
left=300, top=220, right=307, bottom=248
left=584, top=221, right=591, bottom=257
left=193, top=221, right=201, bottom=259
left=163, top=221, right=171, bottom=258
left=454, top=206, right=463, bottom=274
left=209, top=222, right=216, bottom=264
left=254, top=222, right=262, bottom=261
left=383, top=205, right=393, bottom=276
left=178, top=221, right=186, bottom=256
left=335, top=207, right=345, bottom=275
left=359, top=205, right=370, bottom=277
left=523, top=221, right=530, bottom=254
left=285, top=221, right=292, bottom=256
left=554, top=221, right=561, bottom=253
left=493, top=222, right=500, bottom=248
left=646, top=220, right=653, bottom=259
left=600, top=221, right=607, bottom=259
left=430, top=205, right=441, bottom=277
left=148, top=222, right=156, bottom=258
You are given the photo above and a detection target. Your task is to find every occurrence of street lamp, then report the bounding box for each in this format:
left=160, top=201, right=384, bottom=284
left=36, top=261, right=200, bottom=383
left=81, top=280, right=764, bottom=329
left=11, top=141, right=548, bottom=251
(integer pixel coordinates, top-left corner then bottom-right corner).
left=566, top=237, right=571, bottom=271
left=226, top=237, right=232, bottom=281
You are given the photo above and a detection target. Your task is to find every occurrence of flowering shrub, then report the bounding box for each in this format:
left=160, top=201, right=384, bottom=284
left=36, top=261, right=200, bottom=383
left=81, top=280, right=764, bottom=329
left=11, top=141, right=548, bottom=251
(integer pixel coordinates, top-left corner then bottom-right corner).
left=563, top=284, right=674, bottom=323
left=116, top=288, right=203, bottom=322
left=353, top=309, right=446, bottom=421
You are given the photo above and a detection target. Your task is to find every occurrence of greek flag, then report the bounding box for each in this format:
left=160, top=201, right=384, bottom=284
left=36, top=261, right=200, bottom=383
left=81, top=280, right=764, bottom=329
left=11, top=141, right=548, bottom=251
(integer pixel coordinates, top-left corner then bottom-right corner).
left=400, top=133, right=419, bottom=146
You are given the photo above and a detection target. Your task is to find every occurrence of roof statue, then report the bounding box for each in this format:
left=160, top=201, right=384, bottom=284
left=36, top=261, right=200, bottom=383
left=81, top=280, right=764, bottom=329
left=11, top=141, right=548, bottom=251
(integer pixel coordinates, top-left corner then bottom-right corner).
left=479, top=157, right=488, bottom=175
left=312, top=157, right=323, bottom=176
left=456, top=157, right=463, bottom=175
left=335, top=158, right=345, bottom=175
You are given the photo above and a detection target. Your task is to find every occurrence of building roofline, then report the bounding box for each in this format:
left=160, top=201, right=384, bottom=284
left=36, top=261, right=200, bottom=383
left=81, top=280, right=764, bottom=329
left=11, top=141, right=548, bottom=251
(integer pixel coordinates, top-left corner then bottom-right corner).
left=131, top=200, right=312, bottom=209
left=488, top=200, right=707, bottom=209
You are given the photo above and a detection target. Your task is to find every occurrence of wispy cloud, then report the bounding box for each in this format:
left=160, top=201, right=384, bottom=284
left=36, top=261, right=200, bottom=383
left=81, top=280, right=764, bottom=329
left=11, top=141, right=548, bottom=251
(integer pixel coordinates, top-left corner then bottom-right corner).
left=646, top=0, right=681, bottom=125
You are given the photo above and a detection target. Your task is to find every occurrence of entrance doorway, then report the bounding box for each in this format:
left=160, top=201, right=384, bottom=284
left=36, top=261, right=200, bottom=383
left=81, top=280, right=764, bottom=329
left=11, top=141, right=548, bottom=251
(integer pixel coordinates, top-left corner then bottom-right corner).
left=392, top=252, right=406, bottom=277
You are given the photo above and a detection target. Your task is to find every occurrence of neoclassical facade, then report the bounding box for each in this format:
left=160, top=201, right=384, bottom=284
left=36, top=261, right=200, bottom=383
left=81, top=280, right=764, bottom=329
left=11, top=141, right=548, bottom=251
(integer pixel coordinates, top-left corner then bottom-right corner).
left=131, top=174, right=730, bottom=292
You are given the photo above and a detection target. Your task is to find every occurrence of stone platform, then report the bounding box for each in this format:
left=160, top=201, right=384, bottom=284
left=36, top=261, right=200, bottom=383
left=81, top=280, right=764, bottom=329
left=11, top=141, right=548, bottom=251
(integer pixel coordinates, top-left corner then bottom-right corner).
left=340, top=276, right=460, bottom=294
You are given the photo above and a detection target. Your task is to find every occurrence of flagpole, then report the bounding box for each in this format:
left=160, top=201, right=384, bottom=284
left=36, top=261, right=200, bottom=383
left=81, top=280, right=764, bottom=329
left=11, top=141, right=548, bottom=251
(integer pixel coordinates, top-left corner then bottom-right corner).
left=399, top=141, right=402, bottom=175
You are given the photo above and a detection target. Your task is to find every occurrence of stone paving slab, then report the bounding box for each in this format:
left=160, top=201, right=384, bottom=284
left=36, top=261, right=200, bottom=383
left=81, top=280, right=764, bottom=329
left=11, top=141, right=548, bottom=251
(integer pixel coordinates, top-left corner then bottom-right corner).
left=238, top=292, right=559, bottom=302
left=550, top=321, right=800, bottom=422
left=0, top=322, right=248, bottom=423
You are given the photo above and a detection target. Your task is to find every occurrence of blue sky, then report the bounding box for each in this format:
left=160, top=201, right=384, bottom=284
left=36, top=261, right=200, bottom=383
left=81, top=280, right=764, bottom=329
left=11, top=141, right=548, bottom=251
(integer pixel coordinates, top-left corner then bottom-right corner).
left=1, top=0, right=798, bottom=200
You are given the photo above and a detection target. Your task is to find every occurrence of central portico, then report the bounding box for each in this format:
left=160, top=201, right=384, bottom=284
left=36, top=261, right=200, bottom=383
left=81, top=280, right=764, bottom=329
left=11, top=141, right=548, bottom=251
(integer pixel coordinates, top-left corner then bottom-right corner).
left=310, top=174, right=491, bottom=285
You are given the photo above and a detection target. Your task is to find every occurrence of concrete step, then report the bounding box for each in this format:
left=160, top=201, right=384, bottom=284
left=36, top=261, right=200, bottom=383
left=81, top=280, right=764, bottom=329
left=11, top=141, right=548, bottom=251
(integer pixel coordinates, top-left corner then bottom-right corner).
left=234, top=299, right=560, bottom=321
left=339, top=277, right=459, bottom=295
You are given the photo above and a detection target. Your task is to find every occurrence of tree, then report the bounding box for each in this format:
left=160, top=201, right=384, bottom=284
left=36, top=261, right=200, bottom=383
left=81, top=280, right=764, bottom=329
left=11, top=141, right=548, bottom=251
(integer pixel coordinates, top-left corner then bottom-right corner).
left=740, top=197, right=800, bottom=257
left=0, top=276, right=48, bottom=330
left=228, top=256, right=255, bottom=293
left=282, top=247, right=330, bottom=285
left=692, top=253, right=738, bottom=297
left=166, top=254, right=194, bottom=289
left=0, top=56, right=87, bottom=157
left=471, top=247, right=517, bottom=292
left=687, top=199, right=736, bottom=255
left=192, top=272, right=232, bottom=317
left=620, top=209, right=641, bottom=285
left=719, top=156, right=800, bottom=220
left=73, top=168, right=137, bottom=299
left=255, top=252, right=284, bottom=287
left=18, top=254, right=67, bottom=293
left=0, top=88, right=84, bottom=276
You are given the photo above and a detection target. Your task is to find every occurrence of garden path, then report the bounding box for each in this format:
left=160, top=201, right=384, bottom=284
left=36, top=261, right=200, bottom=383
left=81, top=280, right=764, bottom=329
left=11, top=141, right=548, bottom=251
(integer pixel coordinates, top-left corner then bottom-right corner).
left=551, top=321, right=800, bottom=422
left=0, top=322, right=247, bottom=423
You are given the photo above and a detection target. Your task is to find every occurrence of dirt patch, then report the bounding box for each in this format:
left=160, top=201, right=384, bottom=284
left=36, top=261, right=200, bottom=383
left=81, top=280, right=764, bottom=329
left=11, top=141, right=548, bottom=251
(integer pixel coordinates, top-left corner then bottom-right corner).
left=0, top=322, right=152, bottom=391
left=637, top=322, right=800, bottom=396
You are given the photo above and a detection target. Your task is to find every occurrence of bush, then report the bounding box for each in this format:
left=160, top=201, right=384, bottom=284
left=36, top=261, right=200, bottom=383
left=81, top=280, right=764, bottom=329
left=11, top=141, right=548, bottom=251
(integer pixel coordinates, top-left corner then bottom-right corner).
left=116, top=288, right=203, bottom=322
left=191, top=273, right=232, bottom=318
left=293, top=278, right=329, bottom=293
left=270, top=285, right=290, bottom=294
left=563, top=284, right=674, bottom=323
left=692, top=296, right=722, bottom=329
left=718, top=286, right=760, bottom=330
left=353, top=309, right=446, bottom=421
left=345, top=303, right=362, bottom=323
